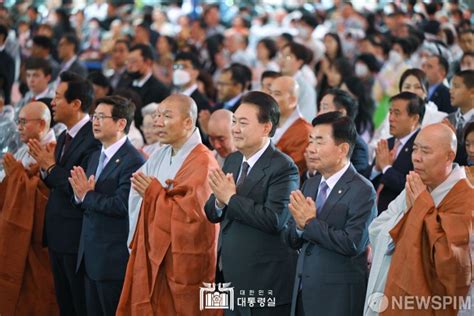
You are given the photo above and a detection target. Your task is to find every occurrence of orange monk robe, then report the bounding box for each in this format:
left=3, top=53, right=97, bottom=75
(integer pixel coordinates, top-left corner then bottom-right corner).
left=381, top=180, right=473, bottom=316
left=465, top=165, right=474, bottom=185
left=0, top=161, right=59, bottom=316
left=275, top=118, right=312, bottom=175
left=117, top=144, right=221, bottom=316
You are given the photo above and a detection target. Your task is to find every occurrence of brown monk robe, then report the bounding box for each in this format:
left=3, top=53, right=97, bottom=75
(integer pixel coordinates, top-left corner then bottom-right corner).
left=0, top=156, right=59, bottom=316
left=381, top=124, right=473, bottom=316
left=276, top=118, right=312, bottom=174
left=117, top=95, right=221, bottom=316
left=465, top=165, right=474, bottom=185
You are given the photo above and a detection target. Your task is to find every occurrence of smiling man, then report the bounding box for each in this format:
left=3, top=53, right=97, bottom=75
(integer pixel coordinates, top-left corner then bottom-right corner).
left=205, top=91, right=299, bottom=315
left=117, top=94, right=219, bottom=315
left=68, top=96, right=144, bottom=316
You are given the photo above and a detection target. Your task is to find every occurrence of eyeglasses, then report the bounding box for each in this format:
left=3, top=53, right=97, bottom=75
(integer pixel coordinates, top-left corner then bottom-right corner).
left=16, top=118, right=43, bottom=126
left=173, top=64, right=190, bottom=70
left=91, top=114, right=115, bottom=122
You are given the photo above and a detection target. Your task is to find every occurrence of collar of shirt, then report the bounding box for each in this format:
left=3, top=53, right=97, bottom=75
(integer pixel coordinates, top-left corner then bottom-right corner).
left=460, top=108, right=474, bottom=124
left=242, top=139, right=271, bottom=173
left=321, top=162, right=351, bottom=195
left=67, top=114, right=90, bottom=138
left=272, top=109, right=302, bottom=144
left=170, top=128, right=202, bottom=162
left=33, top=87, right=51, bottom=100
left=61, top=55, right=78, bottom=71
left=428, top=82, right=441, bottom=99
left=100, top=135, right=127, bottom=166
left=396, top=128, right=419, bottom=157
left=224, top=93, right=242, bottom=109
left=179, top=83, right=198, bottom=96
left=132, top=72, right=152, bottom=88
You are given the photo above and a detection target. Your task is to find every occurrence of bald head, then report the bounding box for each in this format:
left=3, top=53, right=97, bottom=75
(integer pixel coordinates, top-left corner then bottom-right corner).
left=22, top=101, right=51, bottom=128
left=412, top=123, right=458, bottom=190
left=209, top=109, right=233, bottom=127
left=272, top=76, right=299, bottom=97
left=270, top=76, right=299, bottom=118
left=420, top=123, right=457, bottom=154
left=18, top=101, right=51, bottom=143
left=207, top=109, right=235, bottom=158
left=162, top=94, right=198, bottom=125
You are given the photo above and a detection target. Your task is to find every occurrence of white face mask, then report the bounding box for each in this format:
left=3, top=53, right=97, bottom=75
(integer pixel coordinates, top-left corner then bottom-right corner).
left=355, top=63, right=369, bottom=77
left=172, top=69, right=191, bottom=86
left=389, top=50, right=403, bottom=65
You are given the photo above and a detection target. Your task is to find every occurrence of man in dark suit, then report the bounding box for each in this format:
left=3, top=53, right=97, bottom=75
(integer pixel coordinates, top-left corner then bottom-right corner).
left=172, top=51, right=211, bottom=145
left=117, top=44, right=170, bottom=128
left=423, top=55, right=455, bottom=113
left=285, top=112, right=377, bottom=316
left=205, top=91, right=299, bottom=315
left=68, top=96, right=144, bottom=316
left=28, top=71, right=101, bottom=315
left=447, top=70, right=474, bottom=165
left=31, top=35, right=61, bottom=81
left=0, top=24, right=14, bottom=105
left=57, top=34, right=88, bottom=79
left=318, top=89, right=369, bottom=173
left=364, top=92, right=424, bottom=213
left=213, top=63, right=251, bottom=112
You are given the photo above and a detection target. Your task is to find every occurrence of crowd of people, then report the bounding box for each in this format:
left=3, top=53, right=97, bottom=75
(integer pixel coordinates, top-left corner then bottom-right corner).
left=0, top=0, right=473, bottom=315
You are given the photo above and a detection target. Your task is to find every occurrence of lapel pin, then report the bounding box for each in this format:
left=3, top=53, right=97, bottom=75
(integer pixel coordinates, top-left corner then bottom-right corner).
left=338, top=190, right=342, bottom=194
left=116, top=159, right=120, bottom=163
left=405, top=148, right=409, bottom=152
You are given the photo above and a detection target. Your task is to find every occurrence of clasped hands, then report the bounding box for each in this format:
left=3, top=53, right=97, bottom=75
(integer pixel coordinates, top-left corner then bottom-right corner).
left=208, top=169, right=236, bottom=208
left=27, top=139, right=56, bottom=170
left=374, top=139, right=395, bottom=172
left=289, top=190, right=317, bottom=230
left=405, top=171, right=427, bottom=210
left=68, top=166, right=95, bottom=201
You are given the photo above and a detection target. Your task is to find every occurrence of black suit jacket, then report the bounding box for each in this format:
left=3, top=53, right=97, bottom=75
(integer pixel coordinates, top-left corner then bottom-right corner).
left=190, top=88, right=211, bottom=113
left=351, top=135, right=369, bottom=174
left=130, top=75, right=170, bottom=128
left=76, top=140, right=144, bottom=281
left=430, top=83, right=455, bottom=114
left=0, top=50, right=15, bottom=105
left=43, top=121, right=101, bottom=253
left=365, top=130, right=419, bottom=213
left=285, top=165, right=376, bottom=316
left=205, top=143, right=300, bottom=307
left=211, top=97, right=242, bottom=113
left=67, top=59, right=88, bottom=78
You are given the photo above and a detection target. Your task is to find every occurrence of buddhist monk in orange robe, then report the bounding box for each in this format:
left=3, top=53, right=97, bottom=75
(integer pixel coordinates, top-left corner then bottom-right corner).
left=270, top=76, right=312, bottom=174
left=117, top=95, right=220, bottom=316
left=381, top=124, right=473, bottom=316
left=0, top=102, right=58, bottom=315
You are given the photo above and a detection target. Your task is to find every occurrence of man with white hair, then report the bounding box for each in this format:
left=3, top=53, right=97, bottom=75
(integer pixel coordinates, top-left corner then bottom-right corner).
left=140, top=102, right=161, bottom=157
left=364, top=123, right=473, bottom=315
left=117, top=95, right=220, bottom=315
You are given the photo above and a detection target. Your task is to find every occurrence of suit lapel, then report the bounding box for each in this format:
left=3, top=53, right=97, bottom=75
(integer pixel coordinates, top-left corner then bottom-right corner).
left=61, top=121, right=92, bottom=164
left=96, top=141, right=131, bottom=181
left=236, top=144, right=273, bottom=197
left=317, top=165, right=356, bottom=222
left=55, top=131, right=66, bottom=162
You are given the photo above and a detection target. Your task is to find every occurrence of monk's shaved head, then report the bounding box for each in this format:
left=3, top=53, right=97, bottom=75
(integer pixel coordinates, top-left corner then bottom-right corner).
left=272, top=76, right=299, bottom=97
left=161, top=94, right=198, bottom=126
left=412, top=123, right=458, bottom=190
left=18, top=101, right=51, bottom=142
left=21, top=101, right=51, bottom=129
left=209, top=109, right=233, bottom=126
left=208, top=109, right=235, bottom=158
left=419, top=123, right=457, bottom=154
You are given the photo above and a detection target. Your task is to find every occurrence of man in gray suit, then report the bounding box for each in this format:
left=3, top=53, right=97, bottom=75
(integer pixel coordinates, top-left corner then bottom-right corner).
left=285, top=111, right=377, bottom=316
left=205, top=91, right=299, bottom=315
